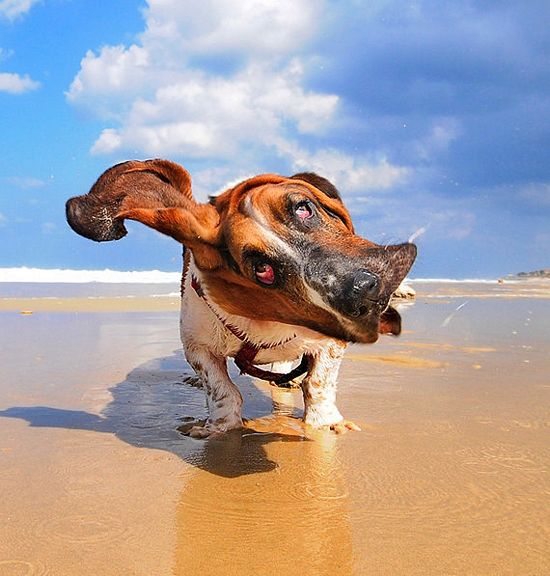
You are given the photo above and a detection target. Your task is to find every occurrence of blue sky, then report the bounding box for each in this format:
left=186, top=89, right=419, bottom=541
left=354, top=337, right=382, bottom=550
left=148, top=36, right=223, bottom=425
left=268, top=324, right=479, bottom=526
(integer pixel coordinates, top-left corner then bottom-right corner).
left=1, top=0, right=549, bottom=278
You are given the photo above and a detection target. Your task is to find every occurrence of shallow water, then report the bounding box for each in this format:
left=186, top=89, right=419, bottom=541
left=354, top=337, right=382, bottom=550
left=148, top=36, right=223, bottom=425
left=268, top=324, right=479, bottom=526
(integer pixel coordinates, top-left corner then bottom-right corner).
left=0, top=284, right=549, bottom=575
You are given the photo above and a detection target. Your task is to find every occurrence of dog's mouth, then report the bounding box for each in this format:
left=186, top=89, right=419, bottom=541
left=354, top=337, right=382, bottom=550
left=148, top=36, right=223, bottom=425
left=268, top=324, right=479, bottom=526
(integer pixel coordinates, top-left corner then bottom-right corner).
left=379, top=305, right=402, bottom=336
left=341, top=298, right=402, bottom=343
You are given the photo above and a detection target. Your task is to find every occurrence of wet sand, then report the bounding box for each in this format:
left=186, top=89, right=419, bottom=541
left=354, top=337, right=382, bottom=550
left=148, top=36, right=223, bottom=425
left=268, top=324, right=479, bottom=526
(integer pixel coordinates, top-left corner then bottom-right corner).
left=0, top=280, right=549, bottom=575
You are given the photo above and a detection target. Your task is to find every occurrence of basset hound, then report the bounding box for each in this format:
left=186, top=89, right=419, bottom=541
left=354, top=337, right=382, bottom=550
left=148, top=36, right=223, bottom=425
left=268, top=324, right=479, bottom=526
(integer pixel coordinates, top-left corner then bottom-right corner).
left=66, top=159, right=416, bottom=437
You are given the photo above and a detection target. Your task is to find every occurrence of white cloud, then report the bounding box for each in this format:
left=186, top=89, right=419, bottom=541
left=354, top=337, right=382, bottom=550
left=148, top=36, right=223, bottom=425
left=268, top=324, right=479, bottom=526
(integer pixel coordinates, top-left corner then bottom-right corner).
left=0, top=211, right=6, bottom=226
left=140, top=0, right=318, bottom=59
left=67, top=45, right=151, bottom=119
left=4, top=176, right=45, bottom=189
left=0, top=0, right=41, bottom=21
left=67, top=0, right=408, bottom=192
left=88, top=61, right=338, bottom=159
left=0, top=71, right=40, bottom=93
left=282, top=144, right=409, bottom=192
left=518, top=182, right=550, bottom=206
left=427, top=208, right=476, bottom=240
left=413, top=118, right=462, bottom=160
left=0, top=41, right=40, bottom=97
left=351, top=192, right=477, bottom=245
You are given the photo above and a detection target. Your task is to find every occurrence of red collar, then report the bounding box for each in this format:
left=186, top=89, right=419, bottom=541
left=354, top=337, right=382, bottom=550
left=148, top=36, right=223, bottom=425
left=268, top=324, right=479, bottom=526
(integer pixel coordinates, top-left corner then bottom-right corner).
left=191, top=275, right=310, bottom=385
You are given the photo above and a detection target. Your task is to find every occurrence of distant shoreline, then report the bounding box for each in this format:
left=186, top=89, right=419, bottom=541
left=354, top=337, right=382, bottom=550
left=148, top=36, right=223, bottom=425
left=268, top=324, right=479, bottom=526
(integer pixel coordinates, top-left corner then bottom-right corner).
left=1, top=267, right=549, bottom=284
left=0, top=267, right=501, bottom=284
left=510, top=269, right=550, bottom=279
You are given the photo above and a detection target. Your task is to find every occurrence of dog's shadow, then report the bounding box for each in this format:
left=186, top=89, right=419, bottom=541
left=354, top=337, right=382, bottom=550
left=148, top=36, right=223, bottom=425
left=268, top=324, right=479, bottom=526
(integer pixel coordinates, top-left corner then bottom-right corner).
left=0, top=350, right=307, bottom=478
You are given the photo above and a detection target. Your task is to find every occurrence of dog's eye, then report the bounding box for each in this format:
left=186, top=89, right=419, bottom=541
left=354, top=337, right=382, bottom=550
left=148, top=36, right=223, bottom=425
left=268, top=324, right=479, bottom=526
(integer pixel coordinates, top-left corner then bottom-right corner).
left=295, top=201, right=313, bottom=220
left=254, top=262, right=275, bottom=285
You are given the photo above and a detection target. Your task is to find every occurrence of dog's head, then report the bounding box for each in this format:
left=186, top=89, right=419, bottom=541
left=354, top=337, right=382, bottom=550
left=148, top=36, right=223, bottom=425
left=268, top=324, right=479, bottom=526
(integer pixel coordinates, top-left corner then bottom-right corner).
left=66, top=159, right=416, bottom=343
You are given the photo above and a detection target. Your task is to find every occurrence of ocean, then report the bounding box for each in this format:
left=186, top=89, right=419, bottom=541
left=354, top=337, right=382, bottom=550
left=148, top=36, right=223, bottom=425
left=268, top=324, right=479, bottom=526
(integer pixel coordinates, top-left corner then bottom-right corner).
left=0, top=268, right=181, bottom=298
left=0, top=266, right=533, bottom=300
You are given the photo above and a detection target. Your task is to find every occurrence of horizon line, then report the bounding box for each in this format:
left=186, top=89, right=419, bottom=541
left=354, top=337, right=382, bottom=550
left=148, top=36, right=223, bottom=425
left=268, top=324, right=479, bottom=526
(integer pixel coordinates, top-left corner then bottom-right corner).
left=0, top=266, right=510, bottom=284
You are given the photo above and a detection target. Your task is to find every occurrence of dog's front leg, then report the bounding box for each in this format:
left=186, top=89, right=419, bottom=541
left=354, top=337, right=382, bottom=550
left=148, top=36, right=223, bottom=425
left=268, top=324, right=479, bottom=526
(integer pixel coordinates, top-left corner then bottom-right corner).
left=301, top=340, right=361, bottom=433
left=183, top=343, right=243, bottom=438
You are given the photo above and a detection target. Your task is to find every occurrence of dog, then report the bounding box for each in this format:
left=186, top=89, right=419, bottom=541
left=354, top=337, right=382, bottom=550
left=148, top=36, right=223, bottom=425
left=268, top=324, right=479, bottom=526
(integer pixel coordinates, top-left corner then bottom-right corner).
left=66, top=159, right=416, bottom=437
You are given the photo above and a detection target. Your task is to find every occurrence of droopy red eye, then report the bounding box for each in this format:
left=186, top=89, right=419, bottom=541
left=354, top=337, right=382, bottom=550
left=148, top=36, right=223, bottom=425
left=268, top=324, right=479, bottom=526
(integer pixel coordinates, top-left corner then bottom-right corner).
left=295, top=201, right=313, bottom=220
left=254, top=262, right=275, bottom=285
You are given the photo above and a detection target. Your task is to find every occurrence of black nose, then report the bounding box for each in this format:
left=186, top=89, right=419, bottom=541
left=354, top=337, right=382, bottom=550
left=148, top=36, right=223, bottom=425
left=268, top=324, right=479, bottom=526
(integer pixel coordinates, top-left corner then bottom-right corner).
left=352, top=269, right=380, bottom=301
left=343, top=269, right=381, bottom=317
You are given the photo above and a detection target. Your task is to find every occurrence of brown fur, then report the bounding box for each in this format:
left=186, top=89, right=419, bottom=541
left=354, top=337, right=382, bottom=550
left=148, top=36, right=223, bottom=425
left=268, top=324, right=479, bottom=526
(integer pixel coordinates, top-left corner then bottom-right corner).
left=66, top=158, right=417, bottom=436
left=67, top=159, right=415, bottom=341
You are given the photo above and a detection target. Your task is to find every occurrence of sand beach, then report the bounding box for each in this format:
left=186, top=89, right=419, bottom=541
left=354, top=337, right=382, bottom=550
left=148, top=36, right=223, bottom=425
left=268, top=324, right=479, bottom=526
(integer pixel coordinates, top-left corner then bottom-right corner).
left=0, top=278, right=549, bottom=575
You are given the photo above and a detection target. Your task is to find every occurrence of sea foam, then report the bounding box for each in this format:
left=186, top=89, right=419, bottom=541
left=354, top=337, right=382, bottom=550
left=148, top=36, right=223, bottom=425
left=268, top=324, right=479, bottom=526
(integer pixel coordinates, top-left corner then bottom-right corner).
left=0, top=267, right=181, bottom=284
left=0, top=267, right=500, bottom=285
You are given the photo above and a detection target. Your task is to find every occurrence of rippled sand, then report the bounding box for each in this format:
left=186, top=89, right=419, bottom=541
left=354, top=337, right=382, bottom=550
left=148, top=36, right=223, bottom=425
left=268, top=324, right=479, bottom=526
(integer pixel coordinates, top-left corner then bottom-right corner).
left=0, top=281, right=549, bottom=575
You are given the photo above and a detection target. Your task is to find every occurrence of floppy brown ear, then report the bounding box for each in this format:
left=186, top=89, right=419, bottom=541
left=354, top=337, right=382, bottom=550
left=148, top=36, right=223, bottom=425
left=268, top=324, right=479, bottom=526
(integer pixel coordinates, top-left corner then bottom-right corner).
left=66, top=159, right=194, bottom=242
left=290, top=172, right=342, bottom=201
left=119, top=205, right=223, bottom=269
left=117, top=205, right=216, bottom=242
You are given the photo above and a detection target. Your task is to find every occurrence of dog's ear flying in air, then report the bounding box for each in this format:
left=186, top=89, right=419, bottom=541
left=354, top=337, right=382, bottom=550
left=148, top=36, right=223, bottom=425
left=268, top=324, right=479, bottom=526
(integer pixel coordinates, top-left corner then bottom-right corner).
left=66, top=159, right=223, bottom=269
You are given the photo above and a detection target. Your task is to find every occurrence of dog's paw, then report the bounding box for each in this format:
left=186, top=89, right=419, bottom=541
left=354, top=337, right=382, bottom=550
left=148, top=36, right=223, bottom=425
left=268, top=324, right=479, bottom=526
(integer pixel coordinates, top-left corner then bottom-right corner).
left=178, top=418, right=206, bottom=435
left=305, top=418, right=362, bottom=435
left=270, top=378, right=301, bottom=389
left=187, top=424, right=223, bottom=439
left=329, top=419, right=362, bottom=434
left=178, top=418, right=243, bottom=439
left=182, top=374, right=203, bottom=388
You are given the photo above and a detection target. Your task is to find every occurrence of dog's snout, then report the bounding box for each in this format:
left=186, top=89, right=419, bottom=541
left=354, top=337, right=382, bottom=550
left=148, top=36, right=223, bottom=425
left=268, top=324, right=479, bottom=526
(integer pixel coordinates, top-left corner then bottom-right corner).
left=352, top=269, right=380, bottom=300
left=344, top=269, right=381, bottom=317
left=304, top=239, right=417, bottom=331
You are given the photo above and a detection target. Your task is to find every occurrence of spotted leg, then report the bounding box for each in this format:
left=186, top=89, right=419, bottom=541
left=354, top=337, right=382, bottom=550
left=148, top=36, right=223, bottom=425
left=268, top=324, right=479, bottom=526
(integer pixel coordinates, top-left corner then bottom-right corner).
left=300, top=340, right=361, bottom=433
left=182, top=342, right=243, bottom=438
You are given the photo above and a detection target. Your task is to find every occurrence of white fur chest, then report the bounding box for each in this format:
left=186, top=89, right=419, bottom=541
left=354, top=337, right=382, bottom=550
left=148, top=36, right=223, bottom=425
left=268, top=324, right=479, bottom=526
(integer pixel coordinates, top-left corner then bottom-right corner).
left=180, top=258, right=331, bottom=364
